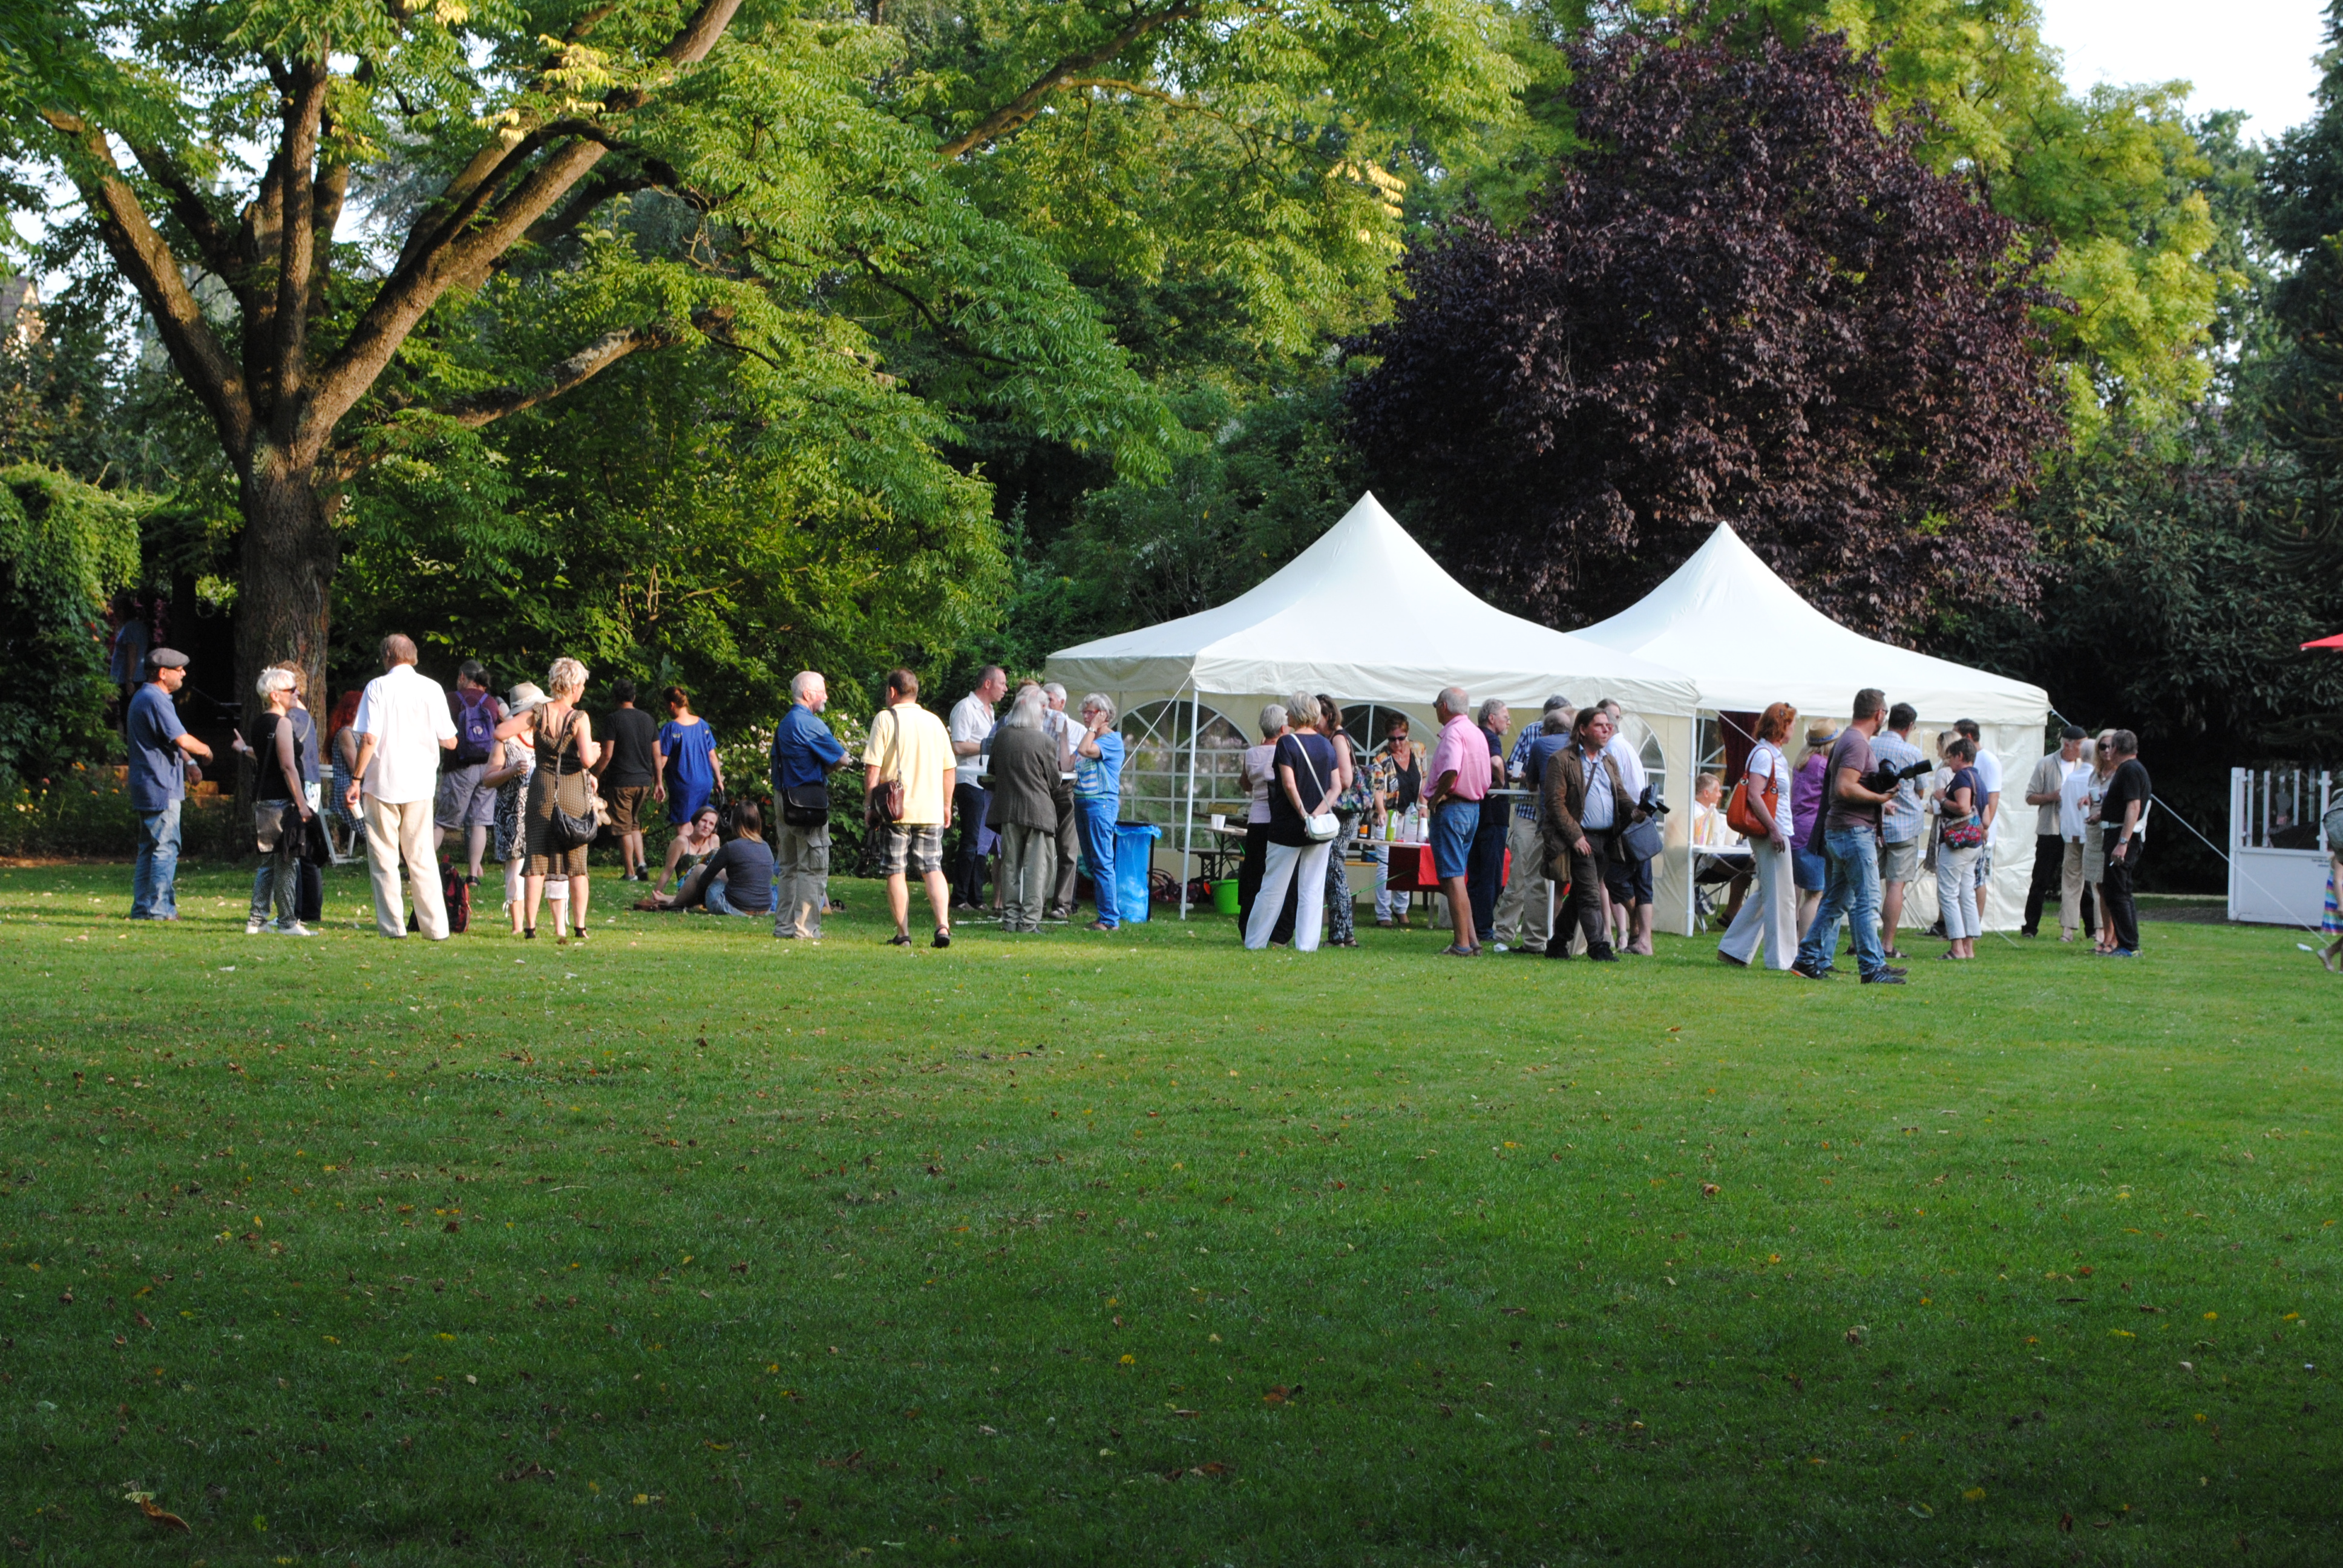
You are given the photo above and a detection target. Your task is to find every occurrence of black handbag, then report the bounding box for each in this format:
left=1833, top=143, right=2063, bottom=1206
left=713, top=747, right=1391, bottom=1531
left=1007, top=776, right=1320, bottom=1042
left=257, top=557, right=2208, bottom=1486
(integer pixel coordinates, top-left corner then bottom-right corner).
left=542, top=711, right=599, bottom=852
left=1617, top=783, right=1666, bottom=863
left=782, top=782, right=830, bottom=827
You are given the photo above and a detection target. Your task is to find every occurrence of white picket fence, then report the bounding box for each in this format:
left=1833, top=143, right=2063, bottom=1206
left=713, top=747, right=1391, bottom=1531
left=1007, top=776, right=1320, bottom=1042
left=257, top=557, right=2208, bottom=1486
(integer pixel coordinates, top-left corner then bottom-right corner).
left=2228, top=766, right=2332, bottom=927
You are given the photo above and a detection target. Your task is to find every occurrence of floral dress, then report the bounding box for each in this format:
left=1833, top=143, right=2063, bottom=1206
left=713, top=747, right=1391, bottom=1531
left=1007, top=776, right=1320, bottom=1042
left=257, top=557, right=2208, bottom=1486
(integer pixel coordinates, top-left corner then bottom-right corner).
left=493, top=733, right=534, bottom=866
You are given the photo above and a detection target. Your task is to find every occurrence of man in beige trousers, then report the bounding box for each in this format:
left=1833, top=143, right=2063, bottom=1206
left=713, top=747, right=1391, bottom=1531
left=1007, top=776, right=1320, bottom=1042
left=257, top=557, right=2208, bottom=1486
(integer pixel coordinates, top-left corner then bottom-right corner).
left=344, top=634, right=459, bottom=939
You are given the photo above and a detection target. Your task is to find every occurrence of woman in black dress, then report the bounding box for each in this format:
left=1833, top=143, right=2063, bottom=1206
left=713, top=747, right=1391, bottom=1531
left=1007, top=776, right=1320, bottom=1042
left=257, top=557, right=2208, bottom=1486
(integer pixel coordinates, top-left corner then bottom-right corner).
left=494, top=657, right=600, bottom=941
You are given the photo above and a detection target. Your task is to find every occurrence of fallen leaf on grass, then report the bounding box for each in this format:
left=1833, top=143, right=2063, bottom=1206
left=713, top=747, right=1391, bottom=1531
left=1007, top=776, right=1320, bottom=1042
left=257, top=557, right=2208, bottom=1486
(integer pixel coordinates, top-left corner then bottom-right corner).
left=122, top=1493, right=188, bottom=1532
left=1262, top=1385, right=1301, bottom=1406
left=2059, top=1513, right=2074, bottom=1533
left=818, top=1450, right=865, bottom=1471
left=1962, top=1488, right=1987, bottom=1502
left=498, top=1463, right=556, bottom=1483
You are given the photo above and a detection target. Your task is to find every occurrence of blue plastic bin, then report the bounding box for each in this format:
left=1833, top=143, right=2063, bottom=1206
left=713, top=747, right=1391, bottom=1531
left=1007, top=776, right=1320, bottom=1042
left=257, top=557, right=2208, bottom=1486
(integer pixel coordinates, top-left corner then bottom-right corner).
left=1113, top=822, right=1162, bottom=923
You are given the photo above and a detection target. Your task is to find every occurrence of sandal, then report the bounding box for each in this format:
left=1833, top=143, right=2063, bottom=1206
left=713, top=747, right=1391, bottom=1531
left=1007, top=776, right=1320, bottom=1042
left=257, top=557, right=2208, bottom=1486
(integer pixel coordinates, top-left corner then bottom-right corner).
left=1440, top=943, right=1477, bottom=957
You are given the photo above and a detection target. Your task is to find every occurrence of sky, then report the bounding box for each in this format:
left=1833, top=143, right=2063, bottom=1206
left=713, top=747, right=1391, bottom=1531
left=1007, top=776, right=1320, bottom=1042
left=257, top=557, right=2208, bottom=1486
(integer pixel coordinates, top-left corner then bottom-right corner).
left=2037, top=0, right=2330, bottom=137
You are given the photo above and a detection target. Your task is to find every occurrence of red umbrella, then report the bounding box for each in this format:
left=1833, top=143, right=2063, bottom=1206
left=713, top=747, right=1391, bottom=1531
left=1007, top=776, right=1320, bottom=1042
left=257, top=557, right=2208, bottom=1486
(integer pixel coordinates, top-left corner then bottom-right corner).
left=2305, top=634, right=2343, bottom=649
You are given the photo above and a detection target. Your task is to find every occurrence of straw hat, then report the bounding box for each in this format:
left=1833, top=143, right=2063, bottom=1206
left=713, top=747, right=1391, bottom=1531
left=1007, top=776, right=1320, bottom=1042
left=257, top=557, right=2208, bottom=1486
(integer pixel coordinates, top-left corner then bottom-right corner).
left=1804, top=721, right=1840, bottom=748
left=507, top=681, right=549, bottom=715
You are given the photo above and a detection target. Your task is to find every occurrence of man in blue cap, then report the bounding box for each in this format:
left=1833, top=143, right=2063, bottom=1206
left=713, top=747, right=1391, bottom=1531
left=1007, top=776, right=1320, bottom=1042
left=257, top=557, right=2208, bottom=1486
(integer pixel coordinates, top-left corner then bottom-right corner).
left=126, top=647, right=214, bottom=920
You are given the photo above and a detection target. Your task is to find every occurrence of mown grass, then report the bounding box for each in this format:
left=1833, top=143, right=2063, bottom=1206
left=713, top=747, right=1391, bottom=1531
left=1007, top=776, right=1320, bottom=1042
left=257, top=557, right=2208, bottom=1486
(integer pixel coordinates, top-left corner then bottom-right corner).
left=0, top=861, right=2337, bottom=1566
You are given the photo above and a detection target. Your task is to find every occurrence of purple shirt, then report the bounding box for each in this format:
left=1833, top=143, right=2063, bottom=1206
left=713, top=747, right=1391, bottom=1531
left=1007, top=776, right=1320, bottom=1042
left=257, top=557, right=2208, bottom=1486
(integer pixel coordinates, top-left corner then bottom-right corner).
left=1791, top=751, right=1827, bottom=841
left=1429, top=716, right=1489, bottom=802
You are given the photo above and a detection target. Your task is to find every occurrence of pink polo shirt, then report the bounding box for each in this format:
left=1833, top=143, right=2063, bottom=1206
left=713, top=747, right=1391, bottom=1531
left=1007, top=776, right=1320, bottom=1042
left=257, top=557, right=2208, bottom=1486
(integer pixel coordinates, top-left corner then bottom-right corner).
left=1427, top=714, right=1490, bottom=802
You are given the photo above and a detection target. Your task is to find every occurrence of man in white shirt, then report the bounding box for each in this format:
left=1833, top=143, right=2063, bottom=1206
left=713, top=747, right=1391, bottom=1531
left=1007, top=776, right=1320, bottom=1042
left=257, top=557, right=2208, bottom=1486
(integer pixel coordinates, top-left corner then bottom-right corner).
left=1042, top=682, right=1080, bottom=919
left=1954, top=718, right=2002, bottom=929
left=2020, top=724, right=2090, bottom=937
left=344, top=634, right=459, bottom=938
left=2056, top=730, right=2100, bottom=942
left=1596, top=699, right=1655, bottom=955
left=948, top=665, right=1007, bottom=912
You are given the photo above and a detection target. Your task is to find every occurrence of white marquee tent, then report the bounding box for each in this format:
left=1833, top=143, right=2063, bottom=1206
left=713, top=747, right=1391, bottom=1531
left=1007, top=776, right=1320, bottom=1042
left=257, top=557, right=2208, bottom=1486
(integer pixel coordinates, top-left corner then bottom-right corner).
left=1047, top=492, right=1703, bottom=916
left=1571, top=522, right=2053, bottom=932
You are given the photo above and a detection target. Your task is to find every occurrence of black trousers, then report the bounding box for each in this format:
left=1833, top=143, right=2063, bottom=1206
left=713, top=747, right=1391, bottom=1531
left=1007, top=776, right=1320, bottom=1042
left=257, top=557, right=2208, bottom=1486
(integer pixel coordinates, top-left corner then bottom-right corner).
left=2022, top=832, right=2062, bottom=933
left=1236, top=822, right=1268, bottom=930
left=1467, top=809, right=1510, bottom=937
left=1051, top=782, right=1079, bottom=911
left=2100, top=830, right=2142, bottom=952
left=1552, top=839, right=1611, bottom=955
left=951, top=783, right=990, bottom=905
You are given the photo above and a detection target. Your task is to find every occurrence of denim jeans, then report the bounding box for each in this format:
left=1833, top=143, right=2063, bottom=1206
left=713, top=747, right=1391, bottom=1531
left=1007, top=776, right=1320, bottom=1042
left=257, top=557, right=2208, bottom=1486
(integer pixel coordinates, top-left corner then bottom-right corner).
left=1795, top=826, right=1887, bottom=978
left=1076, top=799, right=1119, bottom=926
left=132, top=800, right=182, bottom=920
left=704, top=875, right=767, bottom=916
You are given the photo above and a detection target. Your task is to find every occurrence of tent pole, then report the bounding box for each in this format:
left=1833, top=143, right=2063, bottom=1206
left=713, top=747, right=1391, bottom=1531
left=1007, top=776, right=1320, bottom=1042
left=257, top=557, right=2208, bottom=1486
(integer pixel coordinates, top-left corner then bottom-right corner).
left=1179, top=686, right=1199, bottom=919
left=1685, top=713, right=1700, bottom=939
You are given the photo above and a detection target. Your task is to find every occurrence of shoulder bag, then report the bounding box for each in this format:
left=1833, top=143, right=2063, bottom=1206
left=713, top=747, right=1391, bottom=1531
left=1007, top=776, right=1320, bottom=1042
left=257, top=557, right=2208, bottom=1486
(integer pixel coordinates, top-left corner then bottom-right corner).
left=1289, top=738, right=1342, bottom=843
left=865, top=708, right=905, bottom=831
left=1941, top=771, right=1986, bottom=849
left=1617, top=781, right=1665, bottom=864
left=542, top=710, right=600, bottom=852
left=1726, top=751, right=1777, bottom=839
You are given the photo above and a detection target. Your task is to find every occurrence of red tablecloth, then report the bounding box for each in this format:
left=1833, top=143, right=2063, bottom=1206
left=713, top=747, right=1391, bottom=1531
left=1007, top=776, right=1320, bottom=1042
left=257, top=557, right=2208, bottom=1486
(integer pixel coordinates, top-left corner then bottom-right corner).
left=1376, top=843, right=1509, bottom=893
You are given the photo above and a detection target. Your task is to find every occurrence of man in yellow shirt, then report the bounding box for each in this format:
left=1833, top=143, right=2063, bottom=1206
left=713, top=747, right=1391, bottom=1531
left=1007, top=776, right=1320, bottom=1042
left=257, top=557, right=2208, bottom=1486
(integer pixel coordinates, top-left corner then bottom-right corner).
left=865, top=668, right=960, bottom=948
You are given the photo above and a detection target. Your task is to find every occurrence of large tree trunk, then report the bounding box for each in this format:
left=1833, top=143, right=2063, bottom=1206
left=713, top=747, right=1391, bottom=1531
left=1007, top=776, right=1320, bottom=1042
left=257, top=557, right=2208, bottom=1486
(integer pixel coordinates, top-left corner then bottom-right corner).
left=234, top=452, right=339, bottom=803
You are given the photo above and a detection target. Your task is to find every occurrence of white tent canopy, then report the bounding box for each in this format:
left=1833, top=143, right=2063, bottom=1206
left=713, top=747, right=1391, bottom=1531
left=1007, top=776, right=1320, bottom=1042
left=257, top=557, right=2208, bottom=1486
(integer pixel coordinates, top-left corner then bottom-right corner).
left=1573, top=522, right=2053, bottom=932
left=1048, top=492, right=1701, bottom=719
left=1570, top=523, right=2048, bottom=725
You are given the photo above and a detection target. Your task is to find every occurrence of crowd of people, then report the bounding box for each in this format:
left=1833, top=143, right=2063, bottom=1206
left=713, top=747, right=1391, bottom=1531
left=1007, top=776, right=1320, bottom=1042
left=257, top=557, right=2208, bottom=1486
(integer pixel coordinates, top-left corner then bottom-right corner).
left=117, top=641, right=2155, bottom=969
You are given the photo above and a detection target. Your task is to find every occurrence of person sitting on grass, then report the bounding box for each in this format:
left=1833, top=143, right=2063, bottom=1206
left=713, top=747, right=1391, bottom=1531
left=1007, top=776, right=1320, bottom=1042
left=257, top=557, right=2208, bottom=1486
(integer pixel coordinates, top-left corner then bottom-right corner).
left=645, top=806, right=722, bottom=904
left=668, top=800, right=776, bottom=917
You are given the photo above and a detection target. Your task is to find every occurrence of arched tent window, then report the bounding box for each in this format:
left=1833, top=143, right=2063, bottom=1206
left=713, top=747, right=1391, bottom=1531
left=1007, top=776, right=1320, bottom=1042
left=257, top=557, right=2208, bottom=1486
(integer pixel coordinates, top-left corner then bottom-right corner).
left=1340, top=703, right=1422, bottom=757
left=1116, top=699, right=1250, bottom=828
left=1615, top=712, right=1668, bottom=802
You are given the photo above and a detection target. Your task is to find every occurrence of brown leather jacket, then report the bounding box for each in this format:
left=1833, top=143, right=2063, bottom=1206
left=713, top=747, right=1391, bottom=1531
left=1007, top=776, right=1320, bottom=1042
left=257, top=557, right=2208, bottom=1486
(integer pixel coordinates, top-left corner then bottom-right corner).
left=1540, top=744, right=1642, bottom=881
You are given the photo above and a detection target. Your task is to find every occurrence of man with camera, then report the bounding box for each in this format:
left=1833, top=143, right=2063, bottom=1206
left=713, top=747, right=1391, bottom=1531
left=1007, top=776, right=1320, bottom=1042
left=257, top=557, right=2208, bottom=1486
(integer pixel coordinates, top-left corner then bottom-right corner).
left=1792, top=687, right=1907, bottom=984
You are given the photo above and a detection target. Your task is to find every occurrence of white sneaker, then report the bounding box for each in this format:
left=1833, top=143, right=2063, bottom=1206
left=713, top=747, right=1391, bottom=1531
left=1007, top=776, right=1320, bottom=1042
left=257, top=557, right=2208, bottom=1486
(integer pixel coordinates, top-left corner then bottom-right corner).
left=272, top=921, right=314, bottom=937
left=1490, top=941, right=1510, bottom=953
left=245, top=916, right=267, bottom=935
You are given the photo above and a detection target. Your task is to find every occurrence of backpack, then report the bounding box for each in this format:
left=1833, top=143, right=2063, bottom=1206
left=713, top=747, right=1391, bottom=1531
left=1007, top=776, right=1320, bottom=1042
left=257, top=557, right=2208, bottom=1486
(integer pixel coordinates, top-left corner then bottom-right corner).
left=442, top=860, right=471, bottom=934
left=452, top=690, right=497, bottom=765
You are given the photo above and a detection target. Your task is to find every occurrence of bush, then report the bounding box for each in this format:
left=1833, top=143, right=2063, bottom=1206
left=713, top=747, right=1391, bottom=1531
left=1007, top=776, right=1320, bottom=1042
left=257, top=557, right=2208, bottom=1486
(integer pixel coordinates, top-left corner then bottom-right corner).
left=0, top=765, right=240, bottom=860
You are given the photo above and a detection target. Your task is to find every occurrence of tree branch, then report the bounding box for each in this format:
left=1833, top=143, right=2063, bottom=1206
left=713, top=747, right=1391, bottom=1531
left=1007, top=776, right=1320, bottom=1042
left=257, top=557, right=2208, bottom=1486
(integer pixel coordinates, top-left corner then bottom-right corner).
left=936, top=0, right=1198, bottom=160
left=434, top=305, right=734, bottom=428
left=304, top=0, right=745, bottom=448
left=272, top=55, right=333, bottom=446
left=125, top=142, right=244, bottom=299
left=40, top=111, right=255, bottom=464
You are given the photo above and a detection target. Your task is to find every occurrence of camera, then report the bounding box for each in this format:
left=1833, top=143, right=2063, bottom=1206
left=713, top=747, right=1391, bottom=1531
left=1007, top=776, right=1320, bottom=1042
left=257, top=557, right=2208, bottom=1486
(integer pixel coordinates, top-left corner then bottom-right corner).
left=1857, top=758, right=1934, bottom=796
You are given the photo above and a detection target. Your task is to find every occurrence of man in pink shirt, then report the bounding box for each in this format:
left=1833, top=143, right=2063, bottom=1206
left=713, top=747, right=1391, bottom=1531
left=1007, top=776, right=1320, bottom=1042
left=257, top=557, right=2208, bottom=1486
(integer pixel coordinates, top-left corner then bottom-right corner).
left=1426, top=685, right=1493, bottom=956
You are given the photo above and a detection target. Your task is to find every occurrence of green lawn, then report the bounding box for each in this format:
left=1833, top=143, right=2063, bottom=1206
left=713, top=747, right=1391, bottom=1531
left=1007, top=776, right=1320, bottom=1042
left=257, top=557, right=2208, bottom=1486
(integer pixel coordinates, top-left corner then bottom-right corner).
left=0, top=861, right=2336, bottom=1565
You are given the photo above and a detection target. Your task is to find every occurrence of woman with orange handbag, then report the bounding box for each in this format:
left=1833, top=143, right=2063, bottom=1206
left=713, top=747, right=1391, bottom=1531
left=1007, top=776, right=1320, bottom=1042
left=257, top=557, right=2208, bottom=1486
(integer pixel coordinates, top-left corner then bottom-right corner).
left=1717, top=702, right=1800, bottom=970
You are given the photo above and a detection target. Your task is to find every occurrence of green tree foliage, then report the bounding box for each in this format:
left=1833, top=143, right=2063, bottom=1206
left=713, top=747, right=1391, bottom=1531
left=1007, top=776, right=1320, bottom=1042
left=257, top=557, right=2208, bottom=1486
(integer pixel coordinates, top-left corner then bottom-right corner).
left=0, top=466, right=143, bottom=788
left=2, top=0, right=1523, bottom=736
left=1747, top=0, right=2236, bottom=436
left=1939, top=425, right=2343, bottom=886
left=1000, top=376, right=1366, bottom=668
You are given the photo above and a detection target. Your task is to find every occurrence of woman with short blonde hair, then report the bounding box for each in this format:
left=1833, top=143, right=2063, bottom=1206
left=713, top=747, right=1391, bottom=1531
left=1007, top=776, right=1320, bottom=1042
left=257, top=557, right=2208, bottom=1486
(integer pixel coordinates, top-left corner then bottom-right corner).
left=494, top=659, right=600, bottom=940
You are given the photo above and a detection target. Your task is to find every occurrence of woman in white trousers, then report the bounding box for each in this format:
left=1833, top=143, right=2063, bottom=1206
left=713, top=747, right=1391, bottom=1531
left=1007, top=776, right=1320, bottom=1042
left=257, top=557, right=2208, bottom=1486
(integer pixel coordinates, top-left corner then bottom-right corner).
left=1244, top=693, right=1340, bottom=953
left=1717, top=702, right=1800, bottom=971
left=1247, top=838, right=1334, bottom=951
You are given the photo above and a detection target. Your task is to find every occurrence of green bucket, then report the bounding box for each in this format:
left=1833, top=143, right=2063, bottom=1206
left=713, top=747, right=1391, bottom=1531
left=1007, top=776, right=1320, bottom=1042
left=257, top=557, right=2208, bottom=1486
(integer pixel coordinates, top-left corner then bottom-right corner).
left=1211, top=878, right=1241, bottom=916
